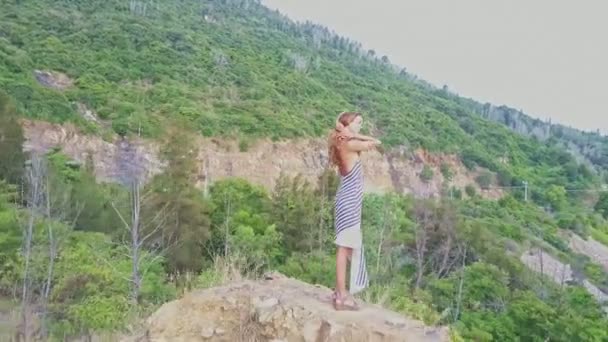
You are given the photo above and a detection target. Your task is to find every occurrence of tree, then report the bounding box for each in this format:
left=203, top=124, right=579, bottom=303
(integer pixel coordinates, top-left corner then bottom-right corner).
left=209, top=178, right=271, bottom=259
left=594, top=192, right=608, bottom=219
left=475, top=171, right=492, bottom=190
left=144, top=127, right=211, bottom=276
left=465, top=185, right=476, bottom=198
left=507, top=291, right=554, bottom=341
left=545, top=185, right=567, bottom=211
left=411, top=199, right=460, bottom=288
left=0, top=92, right=25, bottom=185
left=420, top=165, right=434, bottom=183
left=17, top=155, right=47, bottom=341
left=440, top=163, right=453, bottom=182
left=496, top=169, right=512, bottom=187
left=272, top=174, right=319, bottom=254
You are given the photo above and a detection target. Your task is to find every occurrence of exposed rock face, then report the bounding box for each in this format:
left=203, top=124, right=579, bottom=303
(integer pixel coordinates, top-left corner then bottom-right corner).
left=33, top=70, right=73, bottom=90
left=21, top=119, right=502, bottom=199
left=521, top=248, right=608, bottom=303
left=568, top=233, right=608, bottom=272
left=21, top=120, right=163, bottom=186
left=127, top=273, right=448, bottom=342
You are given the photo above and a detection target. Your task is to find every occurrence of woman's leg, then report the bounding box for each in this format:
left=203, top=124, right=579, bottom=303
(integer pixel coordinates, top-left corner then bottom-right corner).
left=336, top=246, right=353, bottom=295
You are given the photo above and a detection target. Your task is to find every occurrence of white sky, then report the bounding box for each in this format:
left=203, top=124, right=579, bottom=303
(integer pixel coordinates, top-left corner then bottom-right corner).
left=262, top=0, right=608, bottom=133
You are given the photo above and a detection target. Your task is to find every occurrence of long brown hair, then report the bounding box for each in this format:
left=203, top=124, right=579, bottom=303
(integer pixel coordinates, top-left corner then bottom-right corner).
left=328, top=112, right=361, bottom=176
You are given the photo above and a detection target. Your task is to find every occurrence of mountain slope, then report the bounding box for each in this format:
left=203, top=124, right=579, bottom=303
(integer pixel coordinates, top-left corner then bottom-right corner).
left=0, top=0, right=604, bottom=207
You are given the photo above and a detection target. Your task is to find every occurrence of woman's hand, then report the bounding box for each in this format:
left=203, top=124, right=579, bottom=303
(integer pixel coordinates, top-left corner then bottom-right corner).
left=335, top=119, right=380, bottom=144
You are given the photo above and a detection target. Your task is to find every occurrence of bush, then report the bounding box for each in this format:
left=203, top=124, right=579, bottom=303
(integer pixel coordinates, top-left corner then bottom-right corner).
left=440, top=163, right=453, bottom=181
left=475, top=171, right=493, bottom=190
left=465, top=185, right=477, bottom=197
left=420, top=165, right=434, bottom=183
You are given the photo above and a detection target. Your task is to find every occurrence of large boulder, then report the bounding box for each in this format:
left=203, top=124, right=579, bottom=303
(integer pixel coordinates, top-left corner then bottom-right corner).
left=128, top=273, right=448, bottom=342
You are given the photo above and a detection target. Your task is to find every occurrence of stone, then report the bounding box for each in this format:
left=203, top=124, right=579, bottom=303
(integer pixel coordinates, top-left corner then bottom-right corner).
left=125, top=273, right=448, bottom=342
left=200, top=326, right=214, bottom=338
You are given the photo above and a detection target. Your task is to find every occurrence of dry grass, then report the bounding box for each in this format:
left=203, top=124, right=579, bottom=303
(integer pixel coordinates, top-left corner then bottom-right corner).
left=196, top=252, right=263, bottom=289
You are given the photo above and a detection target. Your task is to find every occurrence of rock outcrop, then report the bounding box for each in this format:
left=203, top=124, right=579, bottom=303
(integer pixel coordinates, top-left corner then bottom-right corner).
left=568, top=233, right=608, bottom=272
left=21, top=119, right=502, bottom=199
left=521, top=248, right=608, bottom=303
left=33, top=70, right=73, bottom=90
left=127, top=273, right=448, bottom=342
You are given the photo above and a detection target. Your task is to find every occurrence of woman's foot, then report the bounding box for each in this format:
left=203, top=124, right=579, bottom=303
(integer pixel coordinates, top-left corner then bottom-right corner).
left=332, top=290, right=359, bottom=311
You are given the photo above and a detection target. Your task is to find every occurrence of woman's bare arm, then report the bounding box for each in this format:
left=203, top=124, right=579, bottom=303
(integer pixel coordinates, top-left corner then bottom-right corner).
left=345, top=139, right=381, bottom=152
left=339, top=130, right=381, bottom=144
left=354, top=134, right=381, bottom=144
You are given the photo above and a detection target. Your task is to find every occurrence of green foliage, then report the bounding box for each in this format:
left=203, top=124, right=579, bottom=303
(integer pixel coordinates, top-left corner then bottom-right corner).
left=229, top=216, right=282, bottom=268
left=145, top=128, right=212, bottom=274
left=475, top=171, right=493, bottom=190
left=46, top=149, right=125, bottom=234
left=272, top=174, right=329, bottom=254
left=440, top=163, right=453, bottom=181
left=279, top=251, right=336, bottom=287
left=0, top=92, right=25, bottom=185
left=594, top=192, right=608, bottom=219
left=0, top=0, right=603, bottom=210
left=1, top=1, right=608, bottom=339
left=430, top=262, right=509, bottom=316
left=48, top=232, right=172, bottom=338
left=465, top=185, right=476, bottom=198
left=208, top=178, right=273, bottom=261
left=496, top=169, right=513, bottom=187
left=0, top=190, right=20, bottom=294
left=449, top=187, right=463, bottom=200
left=590, top=227, right=608, bottom=247
left=545, top=185, right=567, bottom=211
left=420, top=165, right=434, bottom=183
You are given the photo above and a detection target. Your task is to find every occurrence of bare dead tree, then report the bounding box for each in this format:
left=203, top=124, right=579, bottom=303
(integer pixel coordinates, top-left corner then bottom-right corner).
left=16, top=154, right=48, bottom=341
left=436, top=202, right=457, bottom=277
left=111, top=179, right=170, bottom=303
left=453, top=244, right=468, bottom=322
left=111, top=132, right=176, bottom=303
left=223, top=194, right=232, bottom=258
left=39, top=171, right=82, bottom=340
left=375, top=199, right=390, bottom=278
left=413, top=200, right=433, bottom=289
left=317, top=174, right=327, bottom=253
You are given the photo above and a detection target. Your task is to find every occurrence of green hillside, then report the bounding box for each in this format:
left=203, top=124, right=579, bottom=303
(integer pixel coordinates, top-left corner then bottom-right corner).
left=1, top=0, right=608, bottom=341
left=1, top=0, right=606, bottom=204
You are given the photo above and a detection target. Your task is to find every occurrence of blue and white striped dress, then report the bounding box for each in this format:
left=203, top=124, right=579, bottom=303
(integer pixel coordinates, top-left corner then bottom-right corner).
left=334, top=159, right=368, bottom=293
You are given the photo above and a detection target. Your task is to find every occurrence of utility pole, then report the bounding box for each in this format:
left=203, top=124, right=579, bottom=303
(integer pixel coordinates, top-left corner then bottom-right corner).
left=523, top=181, right=528, bottom=202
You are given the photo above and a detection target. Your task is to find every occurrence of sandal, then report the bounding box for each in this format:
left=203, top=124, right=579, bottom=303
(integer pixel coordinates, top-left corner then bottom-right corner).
left=332, top=291, right=359, bottom=311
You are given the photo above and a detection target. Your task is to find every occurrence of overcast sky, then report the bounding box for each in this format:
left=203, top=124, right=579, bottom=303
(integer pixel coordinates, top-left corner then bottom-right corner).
left=262, top=0, right=608, bottom=133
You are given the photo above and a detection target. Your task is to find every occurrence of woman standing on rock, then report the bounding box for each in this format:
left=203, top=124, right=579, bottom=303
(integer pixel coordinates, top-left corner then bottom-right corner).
left=328, top=111, right=381, bottom=310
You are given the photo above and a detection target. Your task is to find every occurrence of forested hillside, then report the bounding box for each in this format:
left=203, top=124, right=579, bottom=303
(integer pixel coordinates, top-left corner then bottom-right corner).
left=1, top=0, right=608, bottom=340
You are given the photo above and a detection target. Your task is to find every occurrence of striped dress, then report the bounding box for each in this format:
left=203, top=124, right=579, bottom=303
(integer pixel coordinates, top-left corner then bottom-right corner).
left=334, top=159, right=368, bottom=293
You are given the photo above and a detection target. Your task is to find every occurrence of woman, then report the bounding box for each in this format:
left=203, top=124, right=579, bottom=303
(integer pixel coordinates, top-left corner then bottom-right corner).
left=328, top=111, right=381, bottom=310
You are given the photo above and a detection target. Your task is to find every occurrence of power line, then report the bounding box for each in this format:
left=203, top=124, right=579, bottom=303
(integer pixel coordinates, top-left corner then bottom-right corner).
left=563, top=188, right=608, bottom=193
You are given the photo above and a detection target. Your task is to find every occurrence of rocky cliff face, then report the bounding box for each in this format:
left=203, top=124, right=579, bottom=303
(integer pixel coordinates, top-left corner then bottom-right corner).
left=479, top=104, right=608, bottom=169
left=521, top=248, right=608, bottom=304
left=125, top=273, right=448, bottom=342
left=21, top=120, right=502, bottom=198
